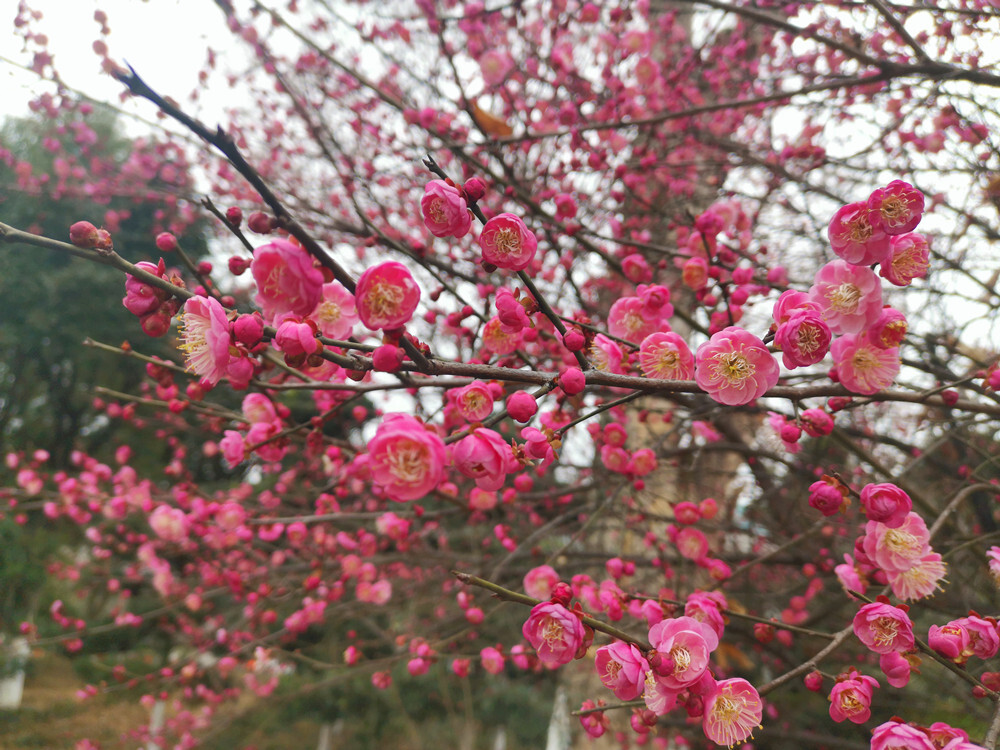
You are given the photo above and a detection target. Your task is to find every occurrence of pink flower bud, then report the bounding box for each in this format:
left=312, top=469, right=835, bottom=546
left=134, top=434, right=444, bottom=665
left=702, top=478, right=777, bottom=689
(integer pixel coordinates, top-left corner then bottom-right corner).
left=233, top=313, right=264, bottom=347
left=228, top=256, right=251, bottom=275
left=559, top=366, right=586, bottom=395
left=479, top=213, right=537, bottom=271
left=155, top=232, right=178, bottom=252
left=226, top=206, right=243, bottom=226
left=859, top=483, right=912, bottom=528
left=69, top=221, right=100, bottom=248
left=463, top=177, right=486, bottom=202
left=247, top=212, right=275, bottom=234
left=562, top=329, right=586, bottom=351
left=506, top=391, right=537, bottom=423
left=372, top=344, right=404, bottom=372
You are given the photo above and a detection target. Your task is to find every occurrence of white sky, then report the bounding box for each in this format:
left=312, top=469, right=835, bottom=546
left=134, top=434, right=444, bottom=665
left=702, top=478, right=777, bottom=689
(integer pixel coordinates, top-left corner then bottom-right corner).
left=1, top=0, right=233, bottom=129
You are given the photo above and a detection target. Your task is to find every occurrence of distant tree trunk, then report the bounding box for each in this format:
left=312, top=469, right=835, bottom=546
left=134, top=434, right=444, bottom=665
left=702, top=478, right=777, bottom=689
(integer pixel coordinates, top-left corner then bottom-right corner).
left=545, top=685, right=570, bottom=750
left=0, top=637, right=29, bottom=710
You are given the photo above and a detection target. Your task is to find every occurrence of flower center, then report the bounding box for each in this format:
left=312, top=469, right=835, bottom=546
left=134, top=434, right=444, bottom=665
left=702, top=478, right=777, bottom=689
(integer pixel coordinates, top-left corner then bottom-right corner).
left=461, top=392, right=486, bottom=413
left=796, top=323, right=822, bottom=354
left=492, top=227, right=521, bottom=256
left=386, top=442, right=428, bottom=484
left=429, top=198, right=447, bottom=224
left=670, top=645, right=691, bottom=674
left=851, top=347, right=879, bottom=373
left=872, top=616, right=900, bottom=647
left=541, top=618, right=564, bottom=646
left=883, top=528, right=920, bottom=556
left=848, top=215, right=873, bottom=242
left=366, top=281, right=405, bottom=320
left=880, top=196, right=907, bottom=222
left=649, top=348, right=680, bottom=377
left=604, top=659, right=622, bottom=682
left=828, top=283, right=861, bottom=313
left=623, top=311, right=645, bottom=335
left=712, top=351, right=753, bottom=385
left=318, top=300, right=342, bottom=325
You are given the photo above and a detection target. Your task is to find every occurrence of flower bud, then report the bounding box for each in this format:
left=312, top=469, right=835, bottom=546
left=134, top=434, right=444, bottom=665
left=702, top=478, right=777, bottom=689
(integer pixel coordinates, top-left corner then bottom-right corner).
left=247, top=212, right=275, bottom=234
left=372, top=344, right=404, bottom=372
left=155, top=232, right=178, bottom=252
left=559, top=366, right=586, bottom=395
left=463, top=177, right=486, bottom=202
left=233, top=313, right=264, bottom=347
left=69, top=221, right=100, bottom=248
left=226, top=206, right=243, bottom=226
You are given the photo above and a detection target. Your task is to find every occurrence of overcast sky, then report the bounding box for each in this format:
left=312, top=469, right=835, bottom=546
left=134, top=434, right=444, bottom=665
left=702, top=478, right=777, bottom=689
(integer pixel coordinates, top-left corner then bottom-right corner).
left=2, top=0, right=233, bottom=128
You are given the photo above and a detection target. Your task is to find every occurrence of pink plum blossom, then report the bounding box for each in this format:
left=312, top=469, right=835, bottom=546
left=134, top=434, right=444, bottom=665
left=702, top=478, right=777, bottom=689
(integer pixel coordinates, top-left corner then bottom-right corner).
left=452, top=428, right=519, bottom=491
left=774, top=310, right=832, bottom=369
left=928, top=621, right=972, bottom=663
left=421, top=179, right=472, bottom=238
left=595, top=641, right=649, bottom=700
left=867, top=180, right=925, bottom=235
left=831, top=334, right=900, bottom=395
left=242, top=393, right=278, bottom=424
left=853, top=601, right=915, bottom=654
left=860, top=483, right=912, bottom=528
left=828, top=670, right=879, bottom=723
left=149, top=506, right=190, bottom=543
left=479, top=49, right=514, bottom=86
left=809, top=260, right=883, bottom=335
left=251, top=238, right=324, bottom=322
left=480, top=647, right=504, bottom=674
left=178, top=295, right=233, bottom=386
left=881, top=233, right=930, bottom=286
left=695, top=326, right=779, bottom=406
left=870, top=721, right=937, bottom=750
left=219, top=430, right=246, bottom=468
left=701, top=678, right=763, bottom=747
left=879, top=651, right=913, bottom=688
left=521, top=602, right=585, bottom=665
left=274, top=318, right=320, bottom=358
left=685, top=591, right=726, bottom=640
left=828, top=201, right=891, bottom=266
left=355, top=261, right=421, bottom=331
left=589, top=334, right=624, bottom=374
left=772, top=289, right=820, bottom=325
left=481, top=316, right=522, bottom=354
left=309, top=282, right=358, bottom=340
left=945, top=615, right=996, bottom=661
left=123, top=260, right=170, bottom=316
left=800, top=408, right=834, bottom=436
left=868, top=307, right=908, bottom=349
left=639, top=332, right=695, bottom=380
left=479, top=213, right=537, bottom=271
left=647, top=616, right=719, bottom=691
left=835, top=554, right=868, bottom=595
left=608, top=296, right=664, bottom=343
left=523, top=565, right=560, bottom=600
left=988, top=546, right=1000, bottom=585
left=367, top=414, right=447, bottom=501
left=889, top=551, right=947, bottom=601
left=450, top=380, right=494, bottom=422
left=809, top=479, right=846, bottom=516
left=495, top=287, right=532, bottom=333
left=862, top=513, right=930, bottom=572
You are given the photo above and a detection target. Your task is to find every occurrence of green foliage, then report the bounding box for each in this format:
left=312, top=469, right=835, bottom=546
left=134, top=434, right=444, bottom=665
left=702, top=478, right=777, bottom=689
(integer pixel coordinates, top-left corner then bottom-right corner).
left=0, top=106, right=208, bottom=468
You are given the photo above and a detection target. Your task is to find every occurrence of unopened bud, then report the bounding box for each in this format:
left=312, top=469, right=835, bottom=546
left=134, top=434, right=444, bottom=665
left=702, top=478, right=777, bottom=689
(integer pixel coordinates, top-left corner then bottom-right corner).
left=155, top=232, right=178, bottom=252
left=247, top=212, right=275, bottom=234
left=463, top=177, right=487, bottom=202
left=69, top=221, right=100, bottom=248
